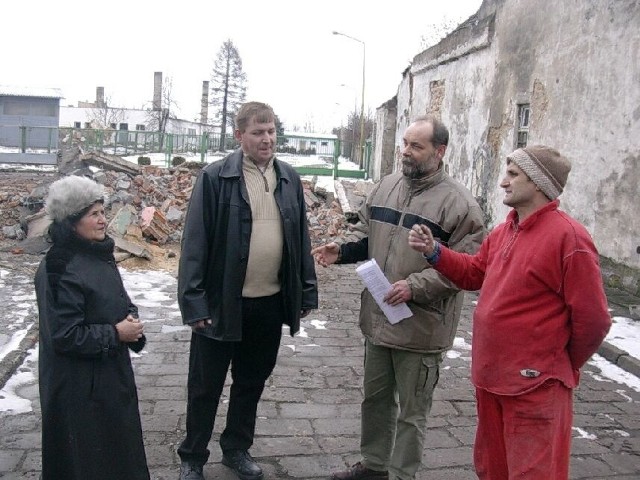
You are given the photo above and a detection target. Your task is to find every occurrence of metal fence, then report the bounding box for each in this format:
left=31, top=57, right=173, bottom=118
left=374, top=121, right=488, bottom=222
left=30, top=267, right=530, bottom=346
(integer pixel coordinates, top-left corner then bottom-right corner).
left=0, top=125, right=59, bottom=165
left=0, top=126, right=370, bottom=179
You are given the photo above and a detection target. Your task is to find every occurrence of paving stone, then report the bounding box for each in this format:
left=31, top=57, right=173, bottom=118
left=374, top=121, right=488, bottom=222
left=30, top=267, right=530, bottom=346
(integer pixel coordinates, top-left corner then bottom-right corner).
left=279, top=454, right=346, bottom=478
left=0, top=450, right=23, bottom=472
left=307, top=388, right=363, bottom=404
left=279, top=403, right=340, bottom=419
left=570, top=455, right=618, bottom=477
left=252, top=436, right=322, bottom=457
left=448, top=425, right=477, bottom=446
left=421, top=445, right=474, bottom=468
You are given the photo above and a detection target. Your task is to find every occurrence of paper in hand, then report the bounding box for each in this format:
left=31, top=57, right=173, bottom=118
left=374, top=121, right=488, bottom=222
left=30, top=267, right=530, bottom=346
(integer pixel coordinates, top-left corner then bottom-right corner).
left=355, top=259, right=413, bottom=324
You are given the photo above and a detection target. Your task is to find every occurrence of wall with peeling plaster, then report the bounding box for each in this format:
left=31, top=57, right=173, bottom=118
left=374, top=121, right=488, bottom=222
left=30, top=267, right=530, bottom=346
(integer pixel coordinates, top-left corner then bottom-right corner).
left=375, top=0, right=640, bottom=287
left=371, top=97, right=397, bottom=182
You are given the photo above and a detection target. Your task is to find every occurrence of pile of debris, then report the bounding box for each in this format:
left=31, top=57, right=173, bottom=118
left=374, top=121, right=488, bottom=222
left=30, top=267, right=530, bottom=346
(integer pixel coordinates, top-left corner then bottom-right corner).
left=0, top=150, right=371, bottom=266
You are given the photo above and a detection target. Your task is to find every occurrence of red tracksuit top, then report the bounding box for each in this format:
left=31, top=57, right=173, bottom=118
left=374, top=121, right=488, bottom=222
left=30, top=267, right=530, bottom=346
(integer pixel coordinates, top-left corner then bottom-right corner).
left=434, top=200, right=611, bottom=395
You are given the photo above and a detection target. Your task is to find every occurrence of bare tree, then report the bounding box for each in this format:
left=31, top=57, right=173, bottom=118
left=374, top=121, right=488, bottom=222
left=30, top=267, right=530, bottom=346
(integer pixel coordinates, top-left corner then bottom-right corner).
left=86, top=96, right=125, bottom=129
left=303, top=116, right=317, bottom=134
left=146, top=77, right=178, bottom=150
left=210, top=39, right=247, bottom=151
left=275, top=115, right=285, bottom=146
left=337, top=107, right=374, bottom=163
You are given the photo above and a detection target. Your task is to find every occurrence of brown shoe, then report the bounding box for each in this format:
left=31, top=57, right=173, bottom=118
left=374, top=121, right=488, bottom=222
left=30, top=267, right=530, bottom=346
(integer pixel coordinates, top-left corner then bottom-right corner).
left=331, top=462, right=389, bottom=480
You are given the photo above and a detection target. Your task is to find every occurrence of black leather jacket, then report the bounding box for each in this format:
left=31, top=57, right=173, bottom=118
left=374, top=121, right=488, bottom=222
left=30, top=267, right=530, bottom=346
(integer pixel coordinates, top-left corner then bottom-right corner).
left=178, top=149, right=318, bottom=340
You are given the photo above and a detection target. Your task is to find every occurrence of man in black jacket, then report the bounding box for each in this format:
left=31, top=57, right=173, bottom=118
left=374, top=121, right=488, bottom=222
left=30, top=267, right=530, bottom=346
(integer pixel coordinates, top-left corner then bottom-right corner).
left=176, top=101, right=318, bottom=480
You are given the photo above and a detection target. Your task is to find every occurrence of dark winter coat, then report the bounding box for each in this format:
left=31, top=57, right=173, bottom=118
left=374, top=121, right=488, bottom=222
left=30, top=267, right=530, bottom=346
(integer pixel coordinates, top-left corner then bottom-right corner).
left=178, top=148, right=318, bottom=340
left=34, top=232, right=149, bottom=480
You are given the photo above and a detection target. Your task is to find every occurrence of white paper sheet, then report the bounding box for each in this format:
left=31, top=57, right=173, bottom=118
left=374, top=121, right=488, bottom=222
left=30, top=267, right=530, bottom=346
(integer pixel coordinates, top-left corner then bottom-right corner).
left=355, top=259, right=413, bottom=324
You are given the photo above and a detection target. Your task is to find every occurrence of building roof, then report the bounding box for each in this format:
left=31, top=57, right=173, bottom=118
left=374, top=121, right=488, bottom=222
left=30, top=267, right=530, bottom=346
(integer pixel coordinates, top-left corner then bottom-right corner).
left=0, top=85, right=64, bottom=99
left=284, top=131, right=337, bottom=140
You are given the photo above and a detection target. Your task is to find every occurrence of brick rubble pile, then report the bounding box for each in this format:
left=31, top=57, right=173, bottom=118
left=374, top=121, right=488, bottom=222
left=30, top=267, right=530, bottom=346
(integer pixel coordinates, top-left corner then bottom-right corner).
left=0, top=162, right=354, bottom=254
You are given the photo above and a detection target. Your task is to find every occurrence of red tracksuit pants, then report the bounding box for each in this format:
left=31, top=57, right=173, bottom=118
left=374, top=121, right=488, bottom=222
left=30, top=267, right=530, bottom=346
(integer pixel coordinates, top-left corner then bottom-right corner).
left=474, top=380, right=573, bottom=480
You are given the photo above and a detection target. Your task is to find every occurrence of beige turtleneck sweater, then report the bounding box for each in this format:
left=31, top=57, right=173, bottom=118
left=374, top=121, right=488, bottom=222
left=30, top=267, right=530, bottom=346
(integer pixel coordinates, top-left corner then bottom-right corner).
left=241, top=155, right=284, bottom=298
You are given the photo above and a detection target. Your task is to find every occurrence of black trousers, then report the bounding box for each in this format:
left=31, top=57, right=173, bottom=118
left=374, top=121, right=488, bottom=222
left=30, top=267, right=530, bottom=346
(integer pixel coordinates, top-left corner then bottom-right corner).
left=177, top=293, right=284, bottom=465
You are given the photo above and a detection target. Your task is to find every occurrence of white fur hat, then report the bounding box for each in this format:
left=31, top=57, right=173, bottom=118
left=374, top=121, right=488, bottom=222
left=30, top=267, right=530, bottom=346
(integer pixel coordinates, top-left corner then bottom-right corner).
left=45, top=176, right=105, bottom=222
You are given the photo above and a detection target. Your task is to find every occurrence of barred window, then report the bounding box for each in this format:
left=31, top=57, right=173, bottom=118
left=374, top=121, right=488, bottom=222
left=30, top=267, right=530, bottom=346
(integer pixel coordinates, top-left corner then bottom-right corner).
left=516, top=104, right=530, bottom=148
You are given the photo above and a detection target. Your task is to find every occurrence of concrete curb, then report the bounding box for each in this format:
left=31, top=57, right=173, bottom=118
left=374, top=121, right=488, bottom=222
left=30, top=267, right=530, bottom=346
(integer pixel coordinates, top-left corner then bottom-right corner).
left=598, top=341, right=640, bottom=378
left=0, top=323, right=38, bottom=390
left=601, top=294, right=640, bottom=378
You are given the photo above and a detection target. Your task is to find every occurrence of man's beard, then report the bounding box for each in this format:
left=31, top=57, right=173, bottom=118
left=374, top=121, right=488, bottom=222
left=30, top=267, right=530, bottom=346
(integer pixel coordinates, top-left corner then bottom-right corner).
left=401, top=157, right=430, bottom=179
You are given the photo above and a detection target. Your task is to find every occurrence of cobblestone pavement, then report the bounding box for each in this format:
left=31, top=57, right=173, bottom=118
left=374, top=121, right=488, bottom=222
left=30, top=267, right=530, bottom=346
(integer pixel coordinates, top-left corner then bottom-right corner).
left=0, top=263, right=639, bottom=479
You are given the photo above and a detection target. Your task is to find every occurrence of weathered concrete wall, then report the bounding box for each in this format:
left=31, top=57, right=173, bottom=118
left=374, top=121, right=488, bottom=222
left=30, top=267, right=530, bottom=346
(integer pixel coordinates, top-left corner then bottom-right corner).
left=381, top=0, right=640, bottom=279
left=372, top=97, right=397, bottom=182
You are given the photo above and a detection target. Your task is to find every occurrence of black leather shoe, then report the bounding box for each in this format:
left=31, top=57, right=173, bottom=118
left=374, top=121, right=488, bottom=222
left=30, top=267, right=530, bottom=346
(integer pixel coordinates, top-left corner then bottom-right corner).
left=331, top=462, right=389, bottom=480
left=221, top=449, right=264, bottom=480
left=179, top=461, right=205, bottom=480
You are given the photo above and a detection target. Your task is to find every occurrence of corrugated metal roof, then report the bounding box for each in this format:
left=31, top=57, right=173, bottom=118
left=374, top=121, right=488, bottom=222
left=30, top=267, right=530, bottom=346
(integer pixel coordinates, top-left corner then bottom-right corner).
left=0, top=85, right=64, bottom=99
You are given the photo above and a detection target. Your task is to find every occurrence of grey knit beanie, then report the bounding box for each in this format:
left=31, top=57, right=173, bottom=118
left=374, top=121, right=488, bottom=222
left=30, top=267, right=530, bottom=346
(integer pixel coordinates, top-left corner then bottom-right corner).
left=506, top=145, right=571, bottom=200
left=45, top=176, right=105, bottom=222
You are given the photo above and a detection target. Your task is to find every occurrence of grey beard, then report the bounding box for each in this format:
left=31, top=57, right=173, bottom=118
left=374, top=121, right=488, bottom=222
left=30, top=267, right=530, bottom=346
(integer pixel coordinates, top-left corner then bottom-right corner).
left=402, top=160, right=429, bottom=179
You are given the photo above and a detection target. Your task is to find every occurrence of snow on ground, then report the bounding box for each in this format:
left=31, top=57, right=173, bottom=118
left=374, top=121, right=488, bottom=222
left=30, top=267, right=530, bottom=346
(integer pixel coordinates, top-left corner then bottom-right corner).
left=606, top=316, right=640, bottom=360
left=587, top=354, right=640, bottom=393
left=0, top=265, right=38, bottom=363
left=0, top=348, right=38, bottom=414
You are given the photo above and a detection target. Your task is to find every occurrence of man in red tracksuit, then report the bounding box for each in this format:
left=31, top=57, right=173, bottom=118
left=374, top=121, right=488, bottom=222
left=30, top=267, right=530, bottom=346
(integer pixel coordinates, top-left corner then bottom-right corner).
left=408, top=145, right=611, bottom=479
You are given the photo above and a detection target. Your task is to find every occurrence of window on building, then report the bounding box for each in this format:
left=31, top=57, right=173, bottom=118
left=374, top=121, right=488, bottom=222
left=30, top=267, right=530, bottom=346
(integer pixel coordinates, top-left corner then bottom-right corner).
left=74, top=121, right=81, bottom=128
left=188, top=128, right=196, bottom=135
left=135, top=124, right=145, bottom=131
left=84, top=122, right=91, bottom=129
left=516, top=104, right=530, bottom=148
left=110, top=123, right=117, bottom=129
left=119, top=123, right=129, bottom=131
left=321, top=141, right=328, bottom=147
left=31, top=102, right=56, bottom=116
left=3, top=101, right=29, bottom=116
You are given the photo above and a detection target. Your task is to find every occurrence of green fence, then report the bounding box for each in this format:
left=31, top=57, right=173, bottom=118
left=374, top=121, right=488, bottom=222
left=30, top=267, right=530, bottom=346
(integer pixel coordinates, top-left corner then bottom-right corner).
left=0, top=126, right=370, bottom=178
left=57, top=127, right=371, bottom=179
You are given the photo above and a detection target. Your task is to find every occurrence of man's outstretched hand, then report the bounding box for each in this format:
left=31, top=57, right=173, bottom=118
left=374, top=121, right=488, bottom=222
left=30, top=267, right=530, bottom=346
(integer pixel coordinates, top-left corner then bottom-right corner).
left=311, top=242, right=340, bottom=267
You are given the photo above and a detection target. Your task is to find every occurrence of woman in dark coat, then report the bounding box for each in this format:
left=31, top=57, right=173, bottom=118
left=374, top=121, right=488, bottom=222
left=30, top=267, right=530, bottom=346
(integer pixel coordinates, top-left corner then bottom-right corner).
left=34, top=175, right=150, bottom=480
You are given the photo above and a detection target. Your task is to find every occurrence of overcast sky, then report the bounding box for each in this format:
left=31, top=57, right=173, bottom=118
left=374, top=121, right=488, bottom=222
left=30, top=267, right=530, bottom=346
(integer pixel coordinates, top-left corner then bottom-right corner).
left=3, top=0, right=482, bottom=132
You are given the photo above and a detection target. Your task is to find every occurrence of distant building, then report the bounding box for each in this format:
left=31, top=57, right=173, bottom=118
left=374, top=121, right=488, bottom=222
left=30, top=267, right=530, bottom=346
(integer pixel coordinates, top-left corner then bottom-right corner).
left=59, top=105, right=211, bottom=135
left=0, top=85, right=63, bottom=165
left=281, top=131, right=337, bottom=158
left=59, top=85, right=212, bottom=137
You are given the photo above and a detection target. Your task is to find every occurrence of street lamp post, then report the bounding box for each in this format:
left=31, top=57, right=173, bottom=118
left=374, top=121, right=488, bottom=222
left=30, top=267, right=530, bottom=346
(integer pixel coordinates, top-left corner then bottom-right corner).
left=333, top=30, right=366, bottom=169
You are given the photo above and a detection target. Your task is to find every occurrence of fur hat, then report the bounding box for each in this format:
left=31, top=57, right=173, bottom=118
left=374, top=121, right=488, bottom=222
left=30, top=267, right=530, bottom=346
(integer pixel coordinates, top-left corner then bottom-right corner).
left=45, top=176, right=105, bottom=222
left=507, top=145, right=571, bottom=200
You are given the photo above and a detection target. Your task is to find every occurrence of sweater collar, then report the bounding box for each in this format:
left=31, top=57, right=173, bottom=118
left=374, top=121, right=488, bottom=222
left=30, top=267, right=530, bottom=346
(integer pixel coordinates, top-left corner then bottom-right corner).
left=508, top=199, right=560, bottom=230
left=402, top=165, right=446, bottom=193
left=242, top=153, right=274, bottom=173
left=220, top=148, right=291, bottom=183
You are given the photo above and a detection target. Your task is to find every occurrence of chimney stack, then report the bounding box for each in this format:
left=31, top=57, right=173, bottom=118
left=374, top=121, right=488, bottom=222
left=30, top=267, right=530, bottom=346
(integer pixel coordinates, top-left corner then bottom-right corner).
left=200, top=81, right=209, bottom=124
left=153, top=72, right=162, bottom=111
left=96, top=86, right=105, bottom=108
